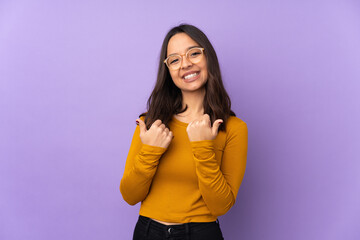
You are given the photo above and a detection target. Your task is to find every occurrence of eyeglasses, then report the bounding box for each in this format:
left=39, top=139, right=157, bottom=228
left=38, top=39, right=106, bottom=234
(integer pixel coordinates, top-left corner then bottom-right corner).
left=164, top=47, right=205, bottom=70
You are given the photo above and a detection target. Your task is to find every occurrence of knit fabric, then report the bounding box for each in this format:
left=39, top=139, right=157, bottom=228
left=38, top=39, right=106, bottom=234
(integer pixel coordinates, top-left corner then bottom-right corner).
left=120, top=115, right=248, bottom=223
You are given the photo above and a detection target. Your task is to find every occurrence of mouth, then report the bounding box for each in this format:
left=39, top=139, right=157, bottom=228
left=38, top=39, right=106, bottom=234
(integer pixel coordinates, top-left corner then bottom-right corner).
left=183, top=71, right=200, bottom=82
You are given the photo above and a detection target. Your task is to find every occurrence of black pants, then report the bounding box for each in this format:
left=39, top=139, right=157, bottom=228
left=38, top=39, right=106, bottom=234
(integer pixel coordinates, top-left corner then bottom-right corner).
left=133, top=215, right=224, bottom=240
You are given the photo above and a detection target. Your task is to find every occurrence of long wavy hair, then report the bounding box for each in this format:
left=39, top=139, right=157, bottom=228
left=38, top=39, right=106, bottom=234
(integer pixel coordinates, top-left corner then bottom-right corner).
left=140, top=24, right=235, bottom=132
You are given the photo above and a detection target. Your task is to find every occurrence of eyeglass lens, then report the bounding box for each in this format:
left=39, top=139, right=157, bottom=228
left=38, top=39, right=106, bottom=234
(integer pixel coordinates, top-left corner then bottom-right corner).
left=167, top=48, right=203, bottom=70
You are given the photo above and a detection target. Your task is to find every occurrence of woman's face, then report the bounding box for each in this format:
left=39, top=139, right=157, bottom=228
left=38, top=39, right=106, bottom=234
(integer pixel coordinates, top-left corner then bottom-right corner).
left=166, top=33, right=208, bottom=93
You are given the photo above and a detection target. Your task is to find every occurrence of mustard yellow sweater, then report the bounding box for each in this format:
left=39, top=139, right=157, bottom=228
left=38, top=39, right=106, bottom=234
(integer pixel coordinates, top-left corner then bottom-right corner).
left=120, top=115, right=248, bottom=223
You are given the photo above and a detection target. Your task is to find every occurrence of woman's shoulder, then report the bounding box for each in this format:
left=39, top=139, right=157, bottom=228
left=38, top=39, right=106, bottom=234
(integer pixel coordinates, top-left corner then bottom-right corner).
left=227, top=115, right=247, bottom=127
left=226, top=116, right=247, bottom=134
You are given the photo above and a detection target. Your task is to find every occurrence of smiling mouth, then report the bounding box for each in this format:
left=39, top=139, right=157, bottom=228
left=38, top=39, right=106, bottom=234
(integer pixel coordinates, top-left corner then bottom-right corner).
left=183, top=72, right=199, bottom=80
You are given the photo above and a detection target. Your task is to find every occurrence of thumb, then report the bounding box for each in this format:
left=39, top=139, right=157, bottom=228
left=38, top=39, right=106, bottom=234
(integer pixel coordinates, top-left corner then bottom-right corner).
left=136, top=119, right=147, bottom=134
left=212, top=119, right=223, bottom=136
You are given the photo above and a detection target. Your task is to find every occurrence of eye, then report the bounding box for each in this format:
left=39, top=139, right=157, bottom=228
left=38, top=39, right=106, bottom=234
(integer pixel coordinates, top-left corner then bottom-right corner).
left=170, top=58, right=179, bottom=65
left=189, top=49, right=202, bottom=58
left=191, top=52, right=201, bottom=57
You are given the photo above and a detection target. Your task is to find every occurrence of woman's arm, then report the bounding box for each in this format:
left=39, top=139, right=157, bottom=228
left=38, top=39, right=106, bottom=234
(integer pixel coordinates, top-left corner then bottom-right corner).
left=190, top=119, right=248, bottom=216
left=119, top=118, right=167, bottom=205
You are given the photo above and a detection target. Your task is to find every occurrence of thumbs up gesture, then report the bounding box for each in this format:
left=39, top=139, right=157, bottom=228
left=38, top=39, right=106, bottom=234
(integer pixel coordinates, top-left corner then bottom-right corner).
left=186, top=114, right=223, bottom=142
left=136, top=119, right=173, bottom=149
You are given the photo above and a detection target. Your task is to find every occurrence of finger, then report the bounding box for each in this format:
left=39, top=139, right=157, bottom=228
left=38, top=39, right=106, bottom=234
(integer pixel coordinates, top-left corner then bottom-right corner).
left=159, top=124, right=166, bottom=130
left=136, top=119, right=147, bottom=135
left=164, top=128, right=170, bottom=134
left=203, top=114, right=210, bottom=121
left=168, top=131, right=174, bottom=139
left=186, top=121, right=193, bottom=131
left=151, top=119, right=162, bottom=128
left=212, top=119, right=223, bottom=136
left=199, top=114, right=210, bottom=126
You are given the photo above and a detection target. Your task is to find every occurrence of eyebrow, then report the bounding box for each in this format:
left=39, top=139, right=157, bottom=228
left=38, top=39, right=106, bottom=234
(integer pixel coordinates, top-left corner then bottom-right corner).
left=167, top=46, right=201, bottom=57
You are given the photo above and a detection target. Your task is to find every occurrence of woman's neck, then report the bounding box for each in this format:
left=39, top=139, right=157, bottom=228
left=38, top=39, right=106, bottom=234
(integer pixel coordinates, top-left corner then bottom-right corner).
left=177, top=88, right=205, bottom=118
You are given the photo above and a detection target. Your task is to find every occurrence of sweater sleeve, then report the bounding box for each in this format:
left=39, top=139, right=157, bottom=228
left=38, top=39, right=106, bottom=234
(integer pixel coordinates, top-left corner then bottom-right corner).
left=190, top=120, right=248, bottom=216
left=119, top=119, right=167, bottom=205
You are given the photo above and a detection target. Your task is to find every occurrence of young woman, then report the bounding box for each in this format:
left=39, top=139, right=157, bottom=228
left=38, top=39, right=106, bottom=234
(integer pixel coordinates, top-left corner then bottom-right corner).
left=120, top=24, right=248, bottom=240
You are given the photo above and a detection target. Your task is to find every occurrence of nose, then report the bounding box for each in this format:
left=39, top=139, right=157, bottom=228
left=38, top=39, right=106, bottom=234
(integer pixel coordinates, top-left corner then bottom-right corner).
left=181, top=56, right=192, bottom=69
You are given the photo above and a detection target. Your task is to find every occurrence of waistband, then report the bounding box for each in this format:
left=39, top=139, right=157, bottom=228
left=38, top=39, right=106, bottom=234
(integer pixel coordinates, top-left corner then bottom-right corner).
left=138, top=215, right=219, bottom=238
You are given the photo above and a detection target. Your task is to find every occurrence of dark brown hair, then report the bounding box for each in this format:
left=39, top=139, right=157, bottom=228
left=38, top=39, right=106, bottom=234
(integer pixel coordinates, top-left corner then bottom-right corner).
left=140, top=24, right=235, bottom=131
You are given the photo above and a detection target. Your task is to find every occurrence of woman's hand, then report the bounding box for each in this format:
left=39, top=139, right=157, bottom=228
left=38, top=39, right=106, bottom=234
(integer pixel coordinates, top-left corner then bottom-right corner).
left=136, top=119, right=173, bottom=148
left=186, top=114, right=223, bottom=142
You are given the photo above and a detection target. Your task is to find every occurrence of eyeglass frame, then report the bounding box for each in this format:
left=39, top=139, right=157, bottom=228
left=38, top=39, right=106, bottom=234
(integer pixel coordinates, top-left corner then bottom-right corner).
left=163, top=47, right=205, bottom=70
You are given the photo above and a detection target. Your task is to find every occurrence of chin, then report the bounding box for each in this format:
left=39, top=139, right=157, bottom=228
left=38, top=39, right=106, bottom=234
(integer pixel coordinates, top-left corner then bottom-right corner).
left=182, top=84, right=206, bottom=92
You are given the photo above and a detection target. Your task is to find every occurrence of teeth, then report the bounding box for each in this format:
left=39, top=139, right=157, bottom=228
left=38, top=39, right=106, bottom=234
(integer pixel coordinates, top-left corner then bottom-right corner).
left=184, top=72, right=199, bottom=79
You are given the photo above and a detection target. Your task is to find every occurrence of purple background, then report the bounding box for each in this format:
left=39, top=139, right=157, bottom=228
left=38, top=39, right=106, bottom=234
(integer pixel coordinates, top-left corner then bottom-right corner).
left=1, top=0, right=359, bottom=239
